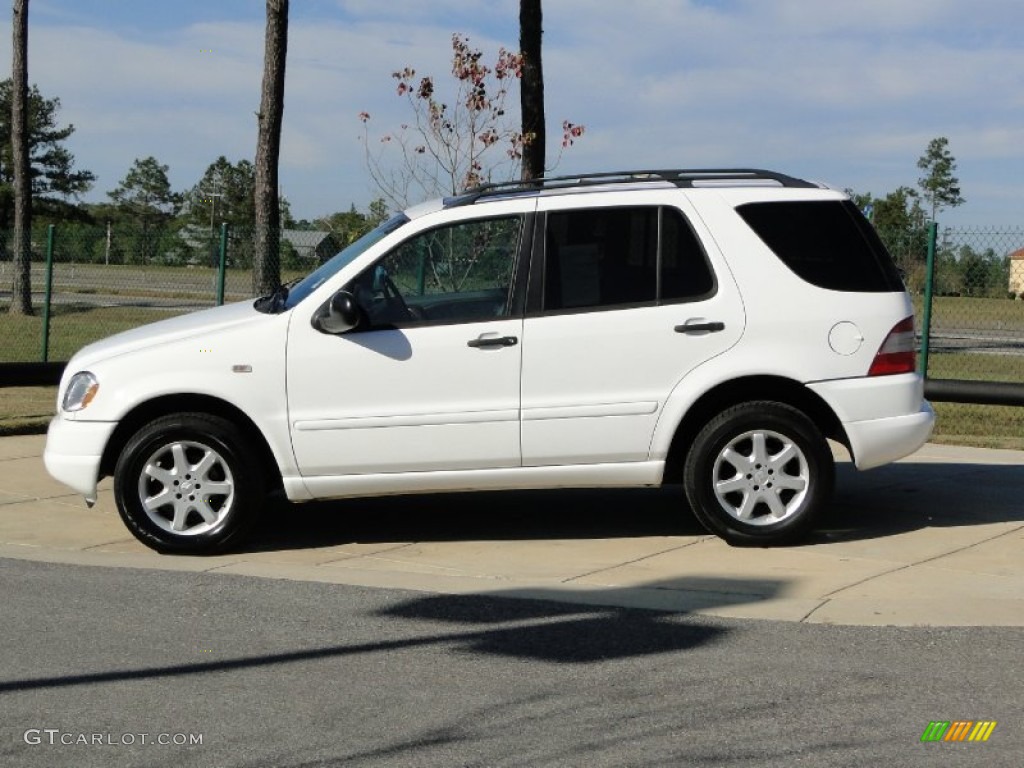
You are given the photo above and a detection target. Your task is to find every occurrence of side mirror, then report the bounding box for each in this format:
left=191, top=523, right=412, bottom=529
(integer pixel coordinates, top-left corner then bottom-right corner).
left=314, top=290, right=361, bottom=334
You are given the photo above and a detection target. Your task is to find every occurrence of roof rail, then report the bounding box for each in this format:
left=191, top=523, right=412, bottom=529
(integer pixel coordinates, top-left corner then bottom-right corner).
left=453, top=168, right=817, bottom=204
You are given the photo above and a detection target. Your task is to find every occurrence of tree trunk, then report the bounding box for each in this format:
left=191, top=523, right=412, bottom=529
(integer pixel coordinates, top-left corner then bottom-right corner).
left=10, top=0, right=32, bottom=315
left=519, top=0, right=545, bottom=181
left=252, top=0, right=288, bottom=297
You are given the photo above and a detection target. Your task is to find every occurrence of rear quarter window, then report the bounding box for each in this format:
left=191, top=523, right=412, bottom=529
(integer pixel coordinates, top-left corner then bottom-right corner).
left=736, top=200, right=905, bottom=292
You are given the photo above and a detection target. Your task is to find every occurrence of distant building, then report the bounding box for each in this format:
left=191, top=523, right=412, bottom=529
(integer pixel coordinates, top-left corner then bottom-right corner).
left=1011, top=248, right=1024, bottom=297
left=174, top=226, right=341, bottom=266
left=281, top=230, right=340, bottom=264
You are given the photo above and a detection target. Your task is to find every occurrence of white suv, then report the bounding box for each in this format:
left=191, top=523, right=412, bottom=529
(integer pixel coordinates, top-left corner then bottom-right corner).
left=44, top=169, right=934, bottom=554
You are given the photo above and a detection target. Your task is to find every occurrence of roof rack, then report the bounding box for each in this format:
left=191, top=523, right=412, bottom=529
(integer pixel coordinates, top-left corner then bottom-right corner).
left=449, top=168, right=817, bottom=205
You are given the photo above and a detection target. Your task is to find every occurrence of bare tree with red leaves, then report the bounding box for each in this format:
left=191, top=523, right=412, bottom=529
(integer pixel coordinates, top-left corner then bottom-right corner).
left=361, top=32, right=583, bottom=209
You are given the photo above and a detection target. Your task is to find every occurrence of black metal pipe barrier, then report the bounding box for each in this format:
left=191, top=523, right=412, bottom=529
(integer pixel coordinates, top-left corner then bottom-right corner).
left=0, top=362, right=64, bottom=387
left=925, top=378, right=1024, bottom=407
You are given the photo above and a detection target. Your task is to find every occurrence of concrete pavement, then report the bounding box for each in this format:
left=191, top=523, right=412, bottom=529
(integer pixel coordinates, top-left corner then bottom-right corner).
left=1, top=433, right=1022, bottom=627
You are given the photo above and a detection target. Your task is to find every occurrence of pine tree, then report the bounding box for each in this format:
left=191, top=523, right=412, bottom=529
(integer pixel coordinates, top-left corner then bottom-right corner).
left=917, top=137, right=965, bottom=222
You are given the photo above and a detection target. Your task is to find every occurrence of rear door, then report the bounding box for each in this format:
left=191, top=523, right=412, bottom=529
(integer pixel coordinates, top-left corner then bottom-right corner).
left=520, top=193, right=744, bottom=466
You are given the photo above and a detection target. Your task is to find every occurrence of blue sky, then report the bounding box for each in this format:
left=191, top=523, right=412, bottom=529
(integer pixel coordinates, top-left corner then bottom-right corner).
left=4, top=0, right=1024, bottom=225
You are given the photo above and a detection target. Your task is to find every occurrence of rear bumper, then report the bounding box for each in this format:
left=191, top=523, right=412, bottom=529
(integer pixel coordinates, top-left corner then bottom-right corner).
left=841, top=402, right=935, bottom=469
left=43, top=416, right=116, bottom=501
left=808, top=374, right=935, bottom=469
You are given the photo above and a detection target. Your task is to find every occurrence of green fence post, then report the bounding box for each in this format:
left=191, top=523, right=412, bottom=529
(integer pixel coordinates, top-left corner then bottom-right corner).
left=40, top=224, right=55, bottom=362
left=216, top=223, right=229, bottom=306
left=918, top=221, right=938, bottom=377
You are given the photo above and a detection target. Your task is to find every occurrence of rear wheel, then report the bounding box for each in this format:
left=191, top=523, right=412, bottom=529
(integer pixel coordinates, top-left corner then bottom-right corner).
left=683, top=401, right=834, bottom=546
left=113, top=413, right=263, bottom=554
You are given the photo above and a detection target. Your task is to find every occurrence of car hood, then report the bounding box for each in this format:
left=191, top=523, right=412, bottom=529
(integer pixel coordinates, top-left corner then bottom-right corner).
left=67, top=300, right=269, bottom=370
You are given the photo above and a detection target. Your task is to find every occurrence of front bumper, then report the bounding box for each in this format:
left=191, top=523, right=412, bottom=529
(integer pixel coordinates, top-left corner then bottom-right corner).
left=43, top=416, right=117, bottom=502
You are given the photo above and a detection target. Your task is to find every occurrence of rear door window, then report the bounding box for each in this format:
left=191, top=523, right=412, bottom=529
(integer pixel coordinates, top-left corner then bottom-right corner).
left=542, top=206, right=715, bottom=312
left=736, top=200, right=904, bottom=292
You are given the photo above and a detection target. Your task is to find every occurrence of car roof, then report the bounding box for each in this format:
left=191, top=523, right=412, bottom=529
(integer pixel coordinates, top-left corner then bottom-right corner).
left=403, top=168, right=832, bottom=219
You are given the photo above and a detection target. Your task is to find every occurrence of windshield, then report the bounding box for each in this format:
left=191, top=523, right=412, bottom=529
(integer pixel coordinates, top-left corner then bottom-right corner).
left=278, top=213, right=409, bottom=311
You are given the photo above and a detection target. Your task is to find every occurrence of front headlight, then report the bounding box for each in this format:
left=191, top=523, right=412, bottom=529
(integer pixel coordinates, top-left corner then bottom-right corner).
left=63, top=372, right=99, bottom=412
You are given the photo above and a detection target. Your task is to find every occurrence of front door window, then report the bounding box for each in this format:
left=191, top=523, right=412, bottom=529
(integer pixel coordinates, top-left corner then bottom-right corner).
left=349, top=216, right=523, bottom=327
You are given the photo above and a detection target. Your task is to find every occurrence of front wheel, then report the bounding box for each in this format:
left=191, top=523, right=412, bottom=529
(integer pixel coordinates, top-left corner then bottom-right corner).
left=683, top=401, right=834, bottom=546
left=113, top=413, right=264, bottom=554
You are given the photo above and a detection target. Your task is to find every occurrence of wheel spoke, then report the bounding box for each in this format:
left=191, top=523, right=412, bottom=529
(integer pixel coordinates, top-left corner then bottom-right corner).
left=170, top=442, right=190, bottom=474
left=193, top=449, right=219, bottom=479
left=720, top=446, right=752, bottom=473
left=170, top=503, right=191, bottom=532
left=769, top=441, right=798, bottom=469
left=735, top=492, right=757, bottom=520
left=751, top=432, right=769, bottom=465
left=144, top=463, right=175, bottom=487
left=143, top=488, right=175, bottom=511
left=762, top=489, right=788, bottom=519
left=193, top=498, right=219, bottom=525
left=773, top=472, right=807, bottom=492
left=201, top=481, right=232, bottom=497
left=715, top=475, right=748, bottom=495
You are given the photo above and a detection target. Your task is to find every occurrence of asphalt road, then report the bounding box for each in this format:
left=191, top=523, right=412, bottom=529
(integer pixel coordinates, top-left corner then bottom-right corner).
left=1, top=558, right=1020, bottom=767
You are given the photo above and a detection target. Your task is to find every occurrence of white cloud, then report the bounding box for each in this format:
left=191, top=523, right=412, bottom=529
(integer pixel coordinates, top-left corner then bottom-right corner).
left=1, top=0, right=1021, bottom=224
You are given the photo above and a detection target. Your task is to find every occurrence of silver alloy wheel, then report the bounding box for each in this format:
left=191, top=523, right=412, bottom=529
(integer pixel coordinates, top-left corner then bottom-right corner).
left=136, top=440, right=235, bottom=536
left=711, top=429, right=809, bottom=526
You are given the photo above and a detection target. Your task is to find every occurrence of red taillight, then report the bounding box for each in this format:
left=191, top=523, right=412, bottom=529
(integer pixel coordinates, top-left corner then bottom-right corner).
left=868, top=317, right=916, bottom=376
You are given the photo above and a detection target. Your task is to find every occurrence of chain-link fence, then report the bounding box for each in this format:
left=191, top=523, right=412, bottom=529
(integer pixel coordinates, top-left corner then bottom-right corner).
left=887, top=225, right=1024, bottom=449
left=0, top=224, right=341, bottom=363
left=3, top=219, right=1023, bottom=448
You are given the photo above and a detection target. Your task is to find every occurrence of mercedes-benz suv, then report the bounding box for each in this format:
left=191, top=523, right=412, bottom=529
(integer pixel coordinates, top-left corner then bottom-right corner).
left=44, top=169, right=935, bottom=553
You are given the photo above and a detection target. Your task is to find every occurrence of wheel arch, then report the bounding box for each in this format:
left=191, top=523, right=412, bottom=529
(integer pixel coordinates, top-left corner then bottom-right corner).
left=662, top=375, right=848, bottom=484
left=99, top=394, right=284, bottom=492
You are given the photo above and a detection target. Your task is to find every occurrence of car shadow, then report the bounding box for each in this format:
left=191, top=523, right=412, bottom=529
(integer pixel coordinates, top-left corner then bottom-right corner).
left=245, top=458, right=1023, bottom=553
left=247, top=485, right=706, bottom=552
left=809, top=458, right=1024, bottom=544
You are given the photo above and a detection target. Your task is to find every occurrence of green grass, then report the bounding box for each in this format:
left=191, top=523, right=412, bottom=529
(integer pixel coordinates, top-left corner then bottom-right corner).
left=930, top=403, right=1024, bottom=450
left=926, top=352, right=1024, bottom=383
left=0, top=304, right=186, bottom=363
left=913, top=295, right=1024, bottom=332
left=0, top=386, right=56, bottom=436
left=0, top=263, right=314, bottom=362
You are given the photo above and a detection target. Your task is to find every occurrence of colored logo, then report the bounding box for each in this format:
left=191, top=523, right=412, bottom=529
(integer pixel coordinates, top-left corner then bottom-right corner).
left=921, top=720, right=997, bottom=743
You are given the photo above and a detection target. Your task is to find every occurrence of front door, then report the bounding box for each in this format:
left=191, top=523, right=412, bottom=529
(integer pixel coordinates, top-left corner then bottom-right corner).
left=287, top=205, right=531, bottom=478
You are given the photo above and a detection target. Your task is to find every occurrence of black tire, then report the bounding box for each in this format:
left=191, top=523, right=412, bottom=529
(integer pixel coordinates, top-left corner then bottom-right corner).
left=682, top=401, right=834, bottom=546
left=113, top=412, right=264, bottom=555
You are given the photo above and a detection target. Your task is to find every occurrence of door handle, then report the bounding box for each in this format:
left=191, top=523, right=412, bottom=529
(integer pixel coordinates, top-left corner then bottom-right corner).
left=467, top=335, right=519, bottom=348
left=675, top=321, right=725, bottom=334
